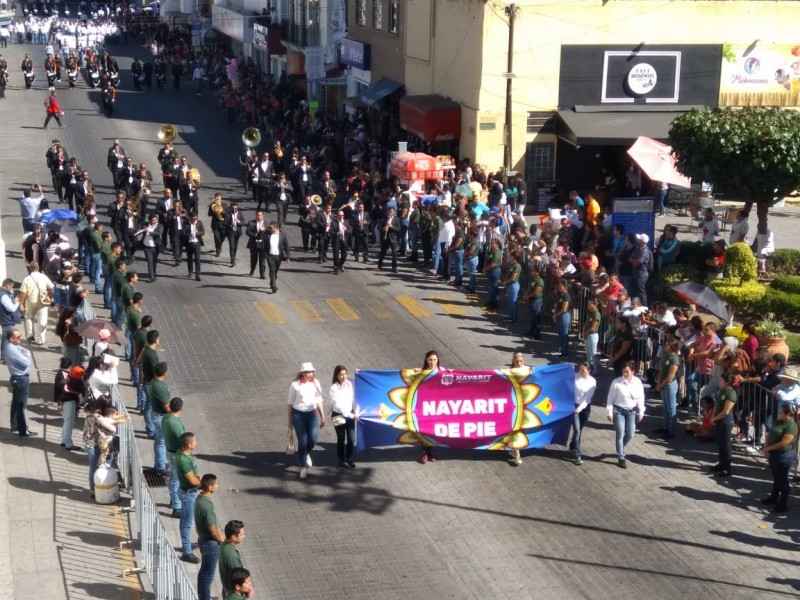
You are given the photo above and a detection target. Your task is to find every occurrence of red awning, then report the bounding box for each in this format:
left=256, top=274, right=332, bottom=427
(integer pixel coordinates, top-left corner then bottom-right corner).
left=390, top=153, right=444, bottom=181
left=399, top=95, right=461, bottom=142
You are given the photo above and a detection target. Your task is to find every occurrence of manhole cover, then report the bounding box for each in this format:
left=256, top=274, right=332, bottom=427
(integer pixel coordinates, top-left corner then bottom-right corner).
left=367, top=282, right=391, bottom=287
left=142, top=468, right=168, bottom=487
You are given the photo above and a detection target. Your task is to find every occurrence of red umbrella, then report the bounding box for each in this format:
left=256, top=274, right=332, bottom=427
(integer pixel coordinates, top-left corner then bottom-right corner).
left=627, top=136, right=691, bottom=188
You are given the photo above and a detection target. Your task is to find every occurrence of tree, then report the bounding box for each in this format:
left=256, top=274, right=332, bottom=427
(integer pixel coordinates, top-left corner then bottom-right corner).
left=669, top=107, right=800, bottom=235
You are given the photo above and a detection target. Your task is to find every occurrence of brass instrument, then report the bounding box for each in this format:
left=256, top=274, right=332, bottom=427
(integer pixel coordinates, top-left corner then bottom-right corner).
left=130, top=193, right=141, bottom=219
left=327, top=189, right=337, bottom=205
left=242, top=127, right=261, bottom=148
left=274, top=140, right=284, bottom=159
left=210, top=200, right=225, bottom=222
left=158, top=124, right=178, bottom=143
left=310, top=194, right=322, bottom=206
left=187, top=168, right=201, bottom=186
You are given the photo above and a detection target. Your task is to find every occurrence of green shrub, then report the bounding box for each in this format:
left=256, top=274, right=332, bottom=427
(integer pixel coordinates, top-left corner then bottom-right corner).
left=770, top=274, right=800, bottom=295
left=759, top=287, right=800, bottom=326
left=766, top=249, right=800, bottom=276
left=675, top=241, right=708, bottom=267
left=654, top=264, right=702, bottom=305
left=723, top=242, right=757, bottom=283
left=709, top=279, right=766, bottom=314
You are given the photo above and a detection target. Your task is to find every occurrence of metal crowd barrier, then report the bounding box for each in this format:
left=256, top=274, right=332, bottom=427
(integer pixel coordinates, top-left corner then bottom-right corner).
left=111, top=385, right=199, bottom=600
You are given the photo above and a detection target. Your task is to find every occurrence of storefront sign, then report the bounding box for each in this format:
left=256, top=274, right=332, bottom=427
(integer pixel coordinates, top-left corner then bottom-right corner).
left=719, top=43, right=800, bottom=106
left=305, top=46, right=326, bottom=82
left=253, top=24, right=268, bottom=52
left=626, top=63, right=657, bottom=95
left=603, top=51, right=679, bottom=103
left=340, top=37, right=371, bottom=70
left=479, top=121, right=496, bottom=130
left=535, top=180, right=559, bottom=213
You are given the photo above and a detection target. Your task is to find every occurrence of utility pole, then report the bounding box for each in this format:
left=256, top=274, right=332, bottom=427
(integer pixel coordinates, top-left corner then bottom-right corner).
left=503, top=3, right=516, bottom=179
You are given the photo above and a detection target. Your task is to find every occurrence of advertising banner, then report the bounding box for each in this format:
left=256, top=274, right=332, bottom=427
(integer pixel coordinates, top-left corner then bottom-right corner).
left=719, top=43, right=800, bottom=106
left=354, top=365, right=575, bottom=452
left=305, top=46, right=326, bottom=82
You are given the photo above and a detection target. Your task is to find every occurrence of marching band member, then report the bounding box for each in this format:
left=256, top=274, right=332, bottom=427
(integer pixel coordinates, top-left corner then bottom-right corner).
left=181, top=212, right=205, bottom=281
left=270, top=173, right=293, bottom=229
left=246, top=210, right=269, bottom=279
left=225, top=202, right=246, bottom=267
left=138, top=214, right=163, bottom=283
left=167, top=200, right=188, bottom=266
left=207, top=193, right=227, bottom=258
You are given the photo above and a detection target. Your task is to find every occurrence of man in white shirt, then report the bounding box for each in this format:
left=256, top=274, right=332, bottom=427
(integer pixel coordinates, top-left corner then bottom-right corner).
left=19, top=185, right=44, bottom=233
left=17, top=264, right=53, bottom=345
left=728, top=210, right=750, bottom=245
left=192, top=64, right=205, bottom=96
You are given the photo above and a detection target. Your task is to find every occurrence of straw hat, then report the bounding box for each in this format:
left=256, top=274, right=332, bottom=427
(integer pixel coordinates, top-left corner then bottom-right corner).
left=779, top=367, right=800, bottom=384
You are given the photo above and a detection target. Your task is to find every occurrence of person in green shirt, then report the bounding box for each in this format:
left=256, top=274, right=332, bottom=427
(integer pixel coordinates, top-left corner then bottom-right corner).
left=500, top=251, right=522, bottom=323
left=195, top=473, right=225, bottom=600
left=482, top=238, right=503, bottom=309
left=149, top=361, right=170, bottom=474
left=525, top=263, right=544, bottom=339
left=610, top=317, right=633, bottom=376
left=132, top=315, right=152, bottom=412
left=710, top=373, right=737, bottom=478
left=463, top=228, right=480, bottom=293
left=110, top=256, right=127, bottom=328
left=227, top=567, right=254, bottom=600
left=419, top=207, right=433, bottom=266
left=139, top=330, right=160, bottom=437
left=581, top=296, right=601, bottom=374
left=761, top=401, right=798, bottom=512
left=428, top=211, right=444, bottom=276
left=98, top=231, right=113, bottom=308
left=551, top=278, right=571, bottom=357
left=655, top=339, right=680, bottom=439
left=176, top=432, right=202, bottom=564
left=88, top=222, right=104, bottom=294
left=446, top=222, right=465, bottom=286
left=219, top=520, right=246, bottom=598
left=125, top=292, right=143, bottom=361
left=120, top=270, right=138, bottom=312
left=162, top=397, right=185, bottom=515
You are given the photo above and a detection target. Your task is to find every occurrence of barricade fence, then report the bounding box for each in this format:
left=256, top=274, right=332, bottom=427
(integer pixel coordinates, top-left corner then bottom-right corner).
left=111, top=385, right=199, bottom=600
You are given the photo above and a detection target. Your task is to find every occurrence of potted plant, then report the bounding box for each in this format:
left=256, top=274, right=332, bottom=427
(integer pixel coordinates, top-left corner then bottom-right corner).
left=757, top=317, right=790, bottom=359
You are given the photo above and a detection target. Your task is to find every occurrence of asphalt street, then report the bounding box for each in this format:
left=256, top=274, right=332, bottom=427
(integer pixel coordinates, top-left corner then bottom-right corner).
left=2, top=37, right=800, bottom=600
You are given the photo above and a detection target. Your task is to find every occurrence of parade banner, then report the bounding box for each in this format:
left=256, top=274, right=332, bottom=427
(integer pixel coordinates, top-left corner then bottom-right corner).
left=719, top=43, right=800, bottom=106
left=354, top=365, right=575, bottom=452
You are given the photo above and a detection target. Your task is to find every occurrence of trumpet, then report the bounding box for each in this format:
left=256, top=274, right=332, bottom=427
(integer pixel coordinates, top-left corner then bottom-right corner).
left=274, top=141, right=284, bottom=159
left=242, top=127, right=261, bottom=148
left=310, top=194, right=322, bottom=206
left=158, top=124, right=178, bottom=143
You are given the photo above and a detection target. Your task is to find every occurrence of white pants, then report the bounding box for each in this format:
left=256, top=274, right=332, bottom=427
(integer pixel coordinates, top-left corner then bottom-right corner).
left=24, top=303, right=48, bottom=345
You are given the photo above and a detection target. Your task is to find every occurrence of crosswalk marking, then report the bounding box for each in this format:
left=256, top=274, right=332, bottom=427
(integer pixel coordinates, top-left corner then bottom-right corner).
left=362, top=298, right=396, bottom=320
left=290, top=300, right=324, bottom=322
left=430, top=295, right=468, bottom=316
left=256, top=301, right=285, bottom=324
left=326, top=298, right=360, bottom=321
left=394, top=295, right=431, bottom=318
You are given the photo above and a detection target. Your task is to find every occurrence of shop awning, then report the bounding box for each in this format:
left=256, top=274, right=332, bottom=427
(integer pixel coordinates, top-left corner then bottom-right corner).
left=360, top=77, right=404, bottom=107
left=556, top=107, right=701, bottom=146
left=399, top=95, right=461, bottom=142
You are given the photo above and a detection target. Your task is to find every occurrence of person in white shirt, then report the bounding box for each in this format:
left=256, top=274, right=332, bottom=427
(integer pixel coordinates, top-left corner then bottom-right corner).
left=192, top=64, right=205, bottom=95
left=756, top=229, right=775, bottom=275
left=287, top=362, right=326, bottom=479
left=17, top=263, right=54, bottom=345
left=329, top=365, right=356, bottom=469
left=606, top=361, right=646, bottom=468
left=698, top=208, right=720, bottom=244
left=729, top=210, right=750, bottom=245
left=571, top=363, right=597, bottom=465
left=87, top=354, right=120, bottom=399
left=507, top=352, right=533, bottom=466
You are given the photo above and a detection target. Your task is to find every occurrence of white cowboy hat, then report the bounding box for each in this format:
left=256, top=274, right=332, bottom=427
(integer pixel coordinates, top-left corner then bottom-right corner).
left=779, top=367, right=800, bottom=384
left=300, top=362, right=315, bottom=373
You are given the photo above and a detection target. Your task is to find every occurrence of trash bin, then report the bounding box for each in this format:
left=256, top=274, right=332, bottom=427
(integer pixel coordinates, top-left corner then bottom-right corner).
left=94, top=465, right=120, bottom=504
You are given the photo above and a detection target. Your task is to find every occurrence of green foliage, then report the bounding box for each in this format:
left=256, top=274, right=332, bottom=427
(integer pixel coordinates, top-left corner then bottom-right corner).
left=670, top=107, right=800, bottom=204
left=654, top=264, right=702, bottom=304
left=723, top=323, right=748, bottom=347
left=758, top=316, right=786, bottom=338
left=674, top=241, right=707, bottom=267
left=786, top=333, right=800, bottom=363
left=759, top=288, right=800, bottom=327
left=766, top=249, right=800, bottom=276
left=770, top=275, right=800, bottom=295
left=723, top=242, right=757, bottom=283
left=709, top=279, right=766, bottom=314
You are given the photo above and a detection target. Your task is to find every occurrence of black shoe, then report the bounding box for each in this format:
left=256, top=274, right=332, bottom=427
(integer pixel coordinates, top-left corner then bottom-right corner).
left=64, top=445, right=82, bottom=452
left=346, top=461, right=356, bottom=469
left=271, top=287, right=277, bottom=293
left=249, top=270, right=255, bottom=276
left=663, top=433, right=676, bottom=440
left=171, top=508, right=182, bottom=518
left=19, top=430, right=38, bottom=437
left=760, top=496, right=778, bottom=505
left=155, top=468, right=170, bottom=477
left=679, top=400, right=689, bottom=408
left=772, top=505, right=788, bottom=513
left=195, top=277, right=201, bottom=281
left=710, top=464, right=724, bottom=472
left=617, top=459, right=627, bottom=469
left=714, top=470, right=731, bottom=478
left=654, top=428, right=668, bottom=434
left=180, top=553, right=200, bottom=564
left=338, top=461, right=346, bottom=470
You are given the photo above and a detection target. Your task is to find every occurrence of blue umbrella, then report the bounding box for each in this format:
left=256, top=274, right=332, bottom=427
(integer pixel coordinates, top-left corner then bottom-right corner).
left=40, top=209, right=79, bottom=223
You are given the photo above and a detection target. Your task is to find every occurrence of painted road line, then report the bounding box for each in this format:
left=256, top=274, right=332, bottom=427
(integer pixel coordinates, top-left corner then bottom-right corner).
left=327, top=298, right=360, bottom=321
left=362, top=298, right=396, bottom=319
left=256, top=302, right=285, bottom=325
left=395, top=295, right=431, bottom=318
left=291, top=300, right=324, bottom=322
left=431, top=295, right=468, bottom=316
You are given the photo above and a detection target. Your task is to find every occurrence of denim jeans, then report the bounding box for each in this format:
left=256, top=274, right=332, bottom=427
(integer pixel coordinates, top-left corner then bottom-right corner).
left=488, top=267, right=501, bottom=306
left=584, top=332, right=599, bottom=374
left=613, top=406, right=637, bottom=460
left=102, top=266, right=112, bottom=308
left=80, top=239, right=91, bottom=274
left=467, top=256, right=479, bottom=291
left=570, top=405, right=591, bottom=459
left=450, top=249, right=464, bottom=283
left=198, top=539, right=220, bottom=600
left=90, top=251, right=102, bottom=290
left=528, top=298, right=543, bottom=336
left=657, top=188, right=668, bottom=215
left=660, top=380, right=678, bottom=435
left=768, top=450, right=795, bottom=508
left=432, top=240, right=443, bottom=272
left=124, top=330, right=133, bottom=362
left=556, top=312, right=571, bottom=356
left=292, top=408, right=320, bottom=467
left=131, top=364, right=146, bottom=411
left=11, top=374, right=30, bottom=433
left=113, top=297, right=125, bottom=328
left=715, top=416, right=733, bottom=470
left=86, top=445, right=99, bottom=491
left=408, top=225, right=419, bottom=258
left=152, top=413, right=166, bottom=470
left=178, top=487, right=199, bottom=554
left=167, top=451, right=181, bottom=510
left=506, top=281, right=520, bottom=322
left=142, top=386, right=154, bottom=436
left=61, top=400, right=77, bottom=448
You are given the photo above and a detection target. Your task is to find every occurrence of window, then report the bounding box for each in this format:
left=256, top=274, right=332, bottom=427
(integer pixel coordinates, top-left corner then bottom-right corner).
left=525, top=142, right=555, bottom=182
left=373, top=0, right=383, bottom=30
left=388, top=0, right=398, bottom=33
left=356, top=0, right=366, bottom=26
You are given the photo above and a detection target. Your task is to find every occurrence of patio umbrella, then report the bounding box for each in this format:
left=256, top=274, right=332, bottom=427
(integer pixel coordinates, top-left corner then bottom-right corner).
left=40, top=209, right=81, bottom=233
left=627, top=136, right=691, bottom=188
left=669, top=281, right=729, bottom=321
left=73, top=320, right=127, bottom=345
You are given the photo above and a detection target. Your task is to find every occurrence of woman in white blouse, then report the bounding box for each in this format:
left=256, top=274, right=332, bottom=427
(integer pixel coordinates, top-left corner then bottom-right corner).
left=606, top=361, right=646, bottom=468
left=570, top=362, right=596, bottom=466
left=287, top=362, right=326, bottom=479
left=329, top=365, right=356, bottom=469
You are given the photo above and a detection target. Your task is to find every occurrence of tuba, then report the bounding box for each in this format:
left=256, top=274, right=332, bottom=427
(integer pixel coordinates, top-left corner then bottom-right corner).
left=210, top=200, right=225, bottom=222
left=187, top=168, right=201, bottom=189
left=242, top=127, right=261, bottom=148
left=310, top=194, right=322, bottom=206
left=158, top=124, right=178, bottom=143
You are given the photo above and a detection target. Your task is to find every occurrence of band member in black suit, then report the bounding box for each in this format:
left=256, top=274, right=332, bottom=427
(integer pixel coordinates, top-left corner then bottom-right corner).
left=107, top=190, right=125, bottom=243
left=239, top=145, right=256, bottom=193
left=265, top=221, right=290, bottom=293
left=181, top=213, right=205, bottom=281
left=331, top=209, right=349, bottom=273
left=117, top=157, right=137, bottom=195
left=246, top=155, right=260, bottom=204
left=167, top=200, right=187, bottom=266
left=50, top=153, right=68, bottom=203
left=107, top=140, right=127, bottom=191
left=378, top=207, right=401, bottom=272
left=207, top=193, right=227, bottom=257
left=73, top=170, right=94, bottom=215
left=254, top=152, right=275, bottom=212
left=350, top=201, right=371, bottom=263
left=318, top=170, right=337, bottom=204
left=62, top=158, right=81, bottom=212
left=177, top=156, right=196, bottom=210
left=225, top=202, right=246, bottom=266
left=298, top=195, right=318, bottom=253
left=162, top=155, right=181, bottom=199
left=119, top=198, right=140, bottom=259
left=157, top=142, right=176, bottom=170
left=137, top=213, right=163, bottom=283
left=316, top=203, right=333, bottom=263
left=156, top=189, right=175, bottom=250
left=246, top=210, right=269, bottom=278
left=292, top=155, right=313, bottom=205
left=270, top=173, right=293, bottom=229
